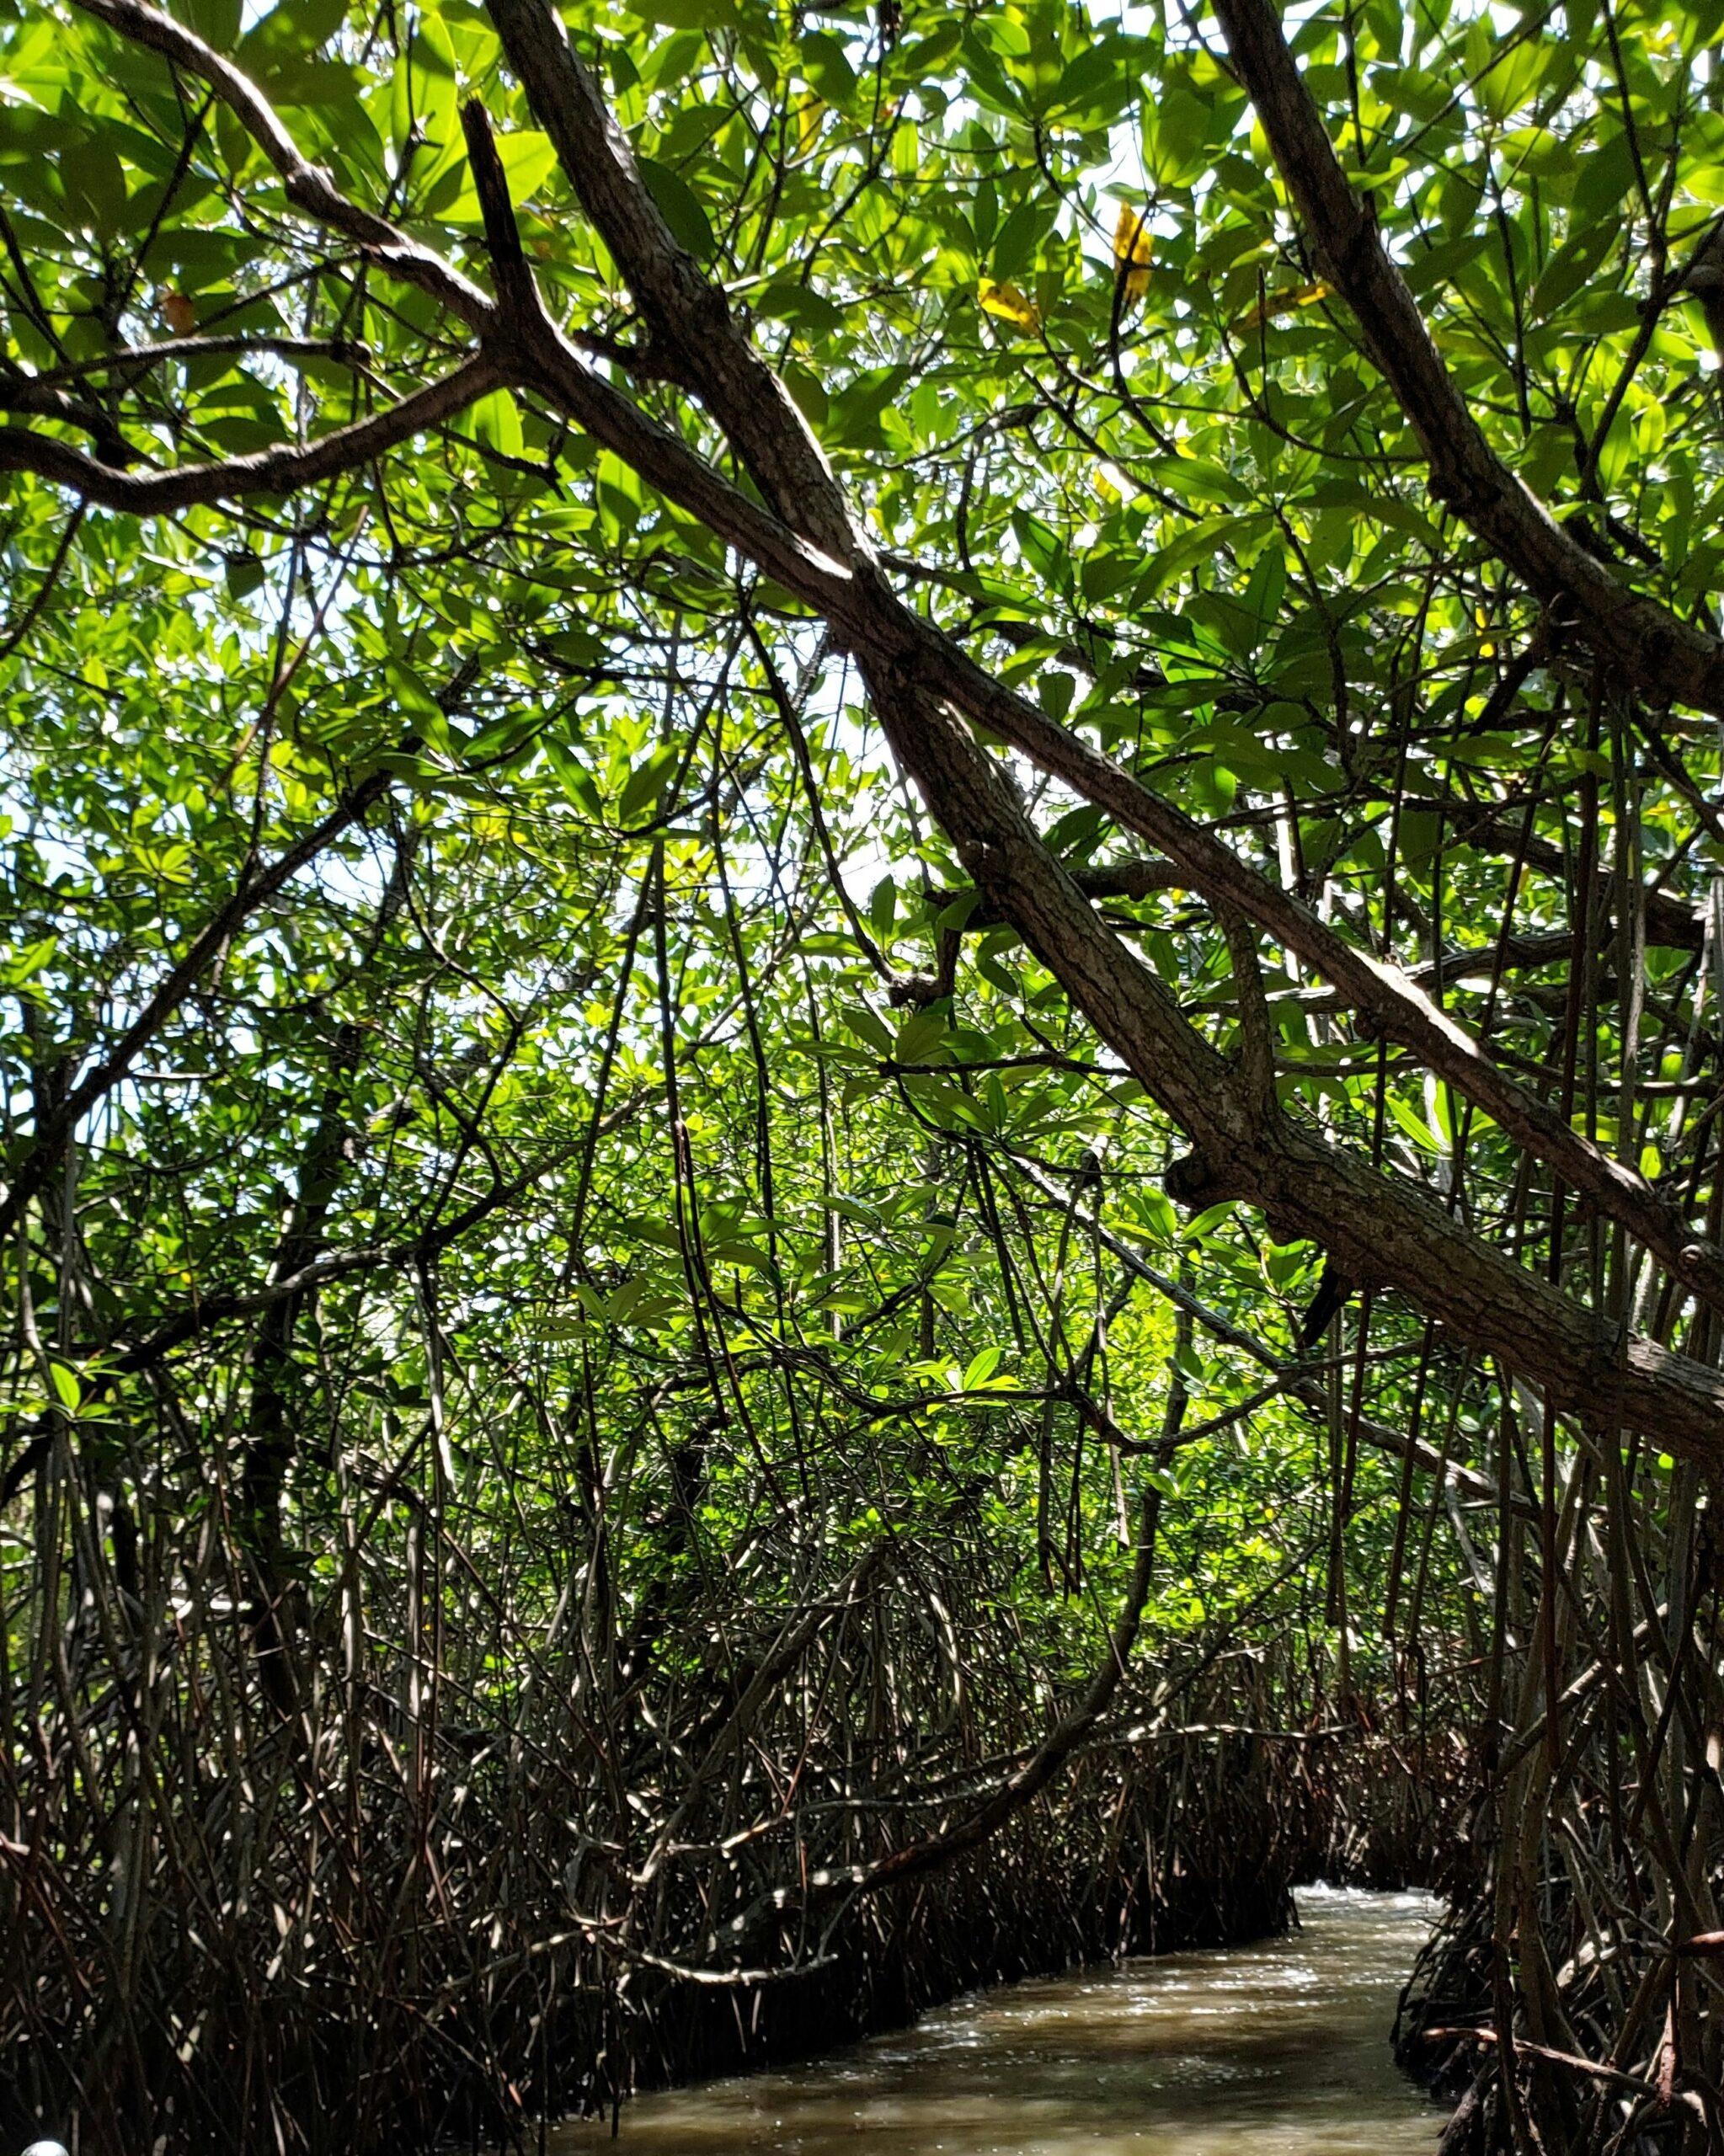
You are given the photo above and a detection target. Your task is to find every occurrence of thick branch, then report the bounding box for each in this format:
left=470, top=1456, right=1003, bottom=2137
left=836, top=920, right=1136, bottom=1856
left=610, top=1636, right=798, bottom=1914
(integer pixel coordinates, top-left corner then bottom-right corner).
left=495, top=310, right=1724, bottom=1325
left=1210, top=0, right=1724, bottom=717
left=861, top=678, right=1724, bottom=1462
left=900, top=637, right=1724, bottom=1317
left=486, top=0, right=857, bottom=555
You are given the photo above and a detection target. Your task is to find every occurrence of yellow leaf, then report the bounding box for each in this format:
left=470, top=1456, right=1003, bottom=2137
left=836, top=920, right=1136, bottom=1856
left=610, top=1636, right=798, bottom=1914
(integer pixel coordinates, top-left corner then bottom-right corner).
left=979, top=279, right=1041, bottom=332
left=1113, top=203, right=1151, bottom=302
left=1235, top=279, right=1332, bottom=331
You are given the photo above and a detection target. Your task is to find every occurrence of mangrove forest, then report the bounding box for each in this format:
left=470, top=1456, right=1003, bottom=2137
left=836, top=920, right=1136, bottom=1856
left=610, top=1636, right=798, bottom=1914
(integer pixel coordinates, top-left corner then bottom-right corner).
left=2, top=0, right=1723, bottom=2146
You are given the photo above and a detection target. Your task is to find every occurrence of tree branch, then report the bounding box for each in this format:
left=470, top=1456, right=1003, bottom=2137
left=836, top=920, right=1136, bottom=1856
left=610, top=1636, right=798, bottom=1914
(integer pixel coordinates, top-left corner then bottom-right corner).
left=1209, top=0, right=1724, bottom=717
left=0, top=354, right=504, bottom=511
left=0, top=768, right=400, bottom=1246
left=71, top=0, right=495, bottom=331
left=486, top=0, right=852, bottom=550
left=456, top=7, right=1724, bottom=1321
left=494, top=316, right=1724, bottom=1330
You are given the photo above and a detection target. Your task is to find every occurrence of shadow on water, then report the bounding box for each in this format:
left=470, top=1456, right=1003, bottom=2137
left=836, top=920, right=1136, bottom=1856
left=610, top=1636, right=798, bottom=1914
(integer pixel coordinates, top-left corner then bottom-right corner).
left=558, top=1886, right=1444, bottom=2153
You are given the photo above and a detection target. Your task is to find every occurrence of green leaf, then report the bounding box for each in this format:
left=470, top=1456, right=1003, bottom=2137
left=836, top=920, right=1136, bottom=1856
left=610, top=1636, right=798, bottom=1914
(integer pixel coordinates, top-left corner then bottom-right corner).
left=1571, top=129, right=1639, bottom=223
left=798, top=29, right=857, bottom=109
left=1, top=934, right=56, bottom=987
left=961, top=1344, right=1005, bottom=1389
left=842, top=1005, right=895, bottom=1055
left=386, top=660, right=446, bottom=728
left=436, top=131, right=560, bottom=224
left=1476, top=39, right=1545, bottom=121
left=464, top=390, right=525, bottom=459
left=61, top=139, right=129, bottom=237
left=224, top=551, right=267, bottom=600
left=238, top=0, right=347, bottom=73
left=408, top=9, right=460, bottom=180
left=992, top=194, right=1049, bottom=280
left=1145, top=86, right=1213, bottom=186
left=618, top=743, right=680, bottom=823
left=1387, top=1095, right=1444, bottom=1155
left=1528, top=221, right=1615, bottom=323
left=755, top=281, right=846, bottom=337
left=624, top=0, right=734, bottom=24
left=179, top=0, right=242, bottom=51
left=894, top=1009, right=947, bottom=1063
left=933, top=889, right=981, bottom=935
left=639, top=156, right=716, bottom=260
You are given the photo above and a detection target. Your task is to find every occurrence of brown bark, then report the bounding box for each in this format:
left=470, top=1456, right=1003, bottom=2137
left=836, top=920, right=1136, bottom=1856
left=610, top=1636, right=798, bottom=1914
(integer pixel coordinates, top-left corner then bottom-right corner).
left=1209, top=0, right=1724, bottom=717
left=0, top=356, right=501, bottom=512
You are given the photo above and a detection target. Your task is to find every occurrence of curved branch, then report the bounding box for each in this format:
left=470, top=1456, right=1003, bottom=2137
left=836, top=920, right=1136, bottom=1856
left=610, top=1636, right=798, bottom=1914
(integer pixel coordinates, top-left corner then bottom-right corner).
left=0, top=354, right=504, bottom=512
left=1392, top=795, right=1704, bottom=957
left=803, top=1482, right=1159, bottom=1903
left=1209, top=0, right=1724, bottom=717
left=104, top=1127, right=599, bottom=1372
left=23, top=334, right=375, bottom=387
left=902, top=627, right=1724, bottom=1321
left=72, top=0, right=495, bottom=331
left=1011, top=1156, right=1503, bottom=1510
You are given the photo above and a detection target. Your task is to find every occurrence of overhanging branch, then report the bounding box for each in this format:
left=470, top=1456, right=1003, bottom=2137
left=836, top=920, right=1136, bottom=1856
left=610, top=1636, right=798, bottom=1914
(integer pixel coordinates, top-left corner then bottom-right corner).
left=0, top=355, right=504, bottom=512
left=1209, top=0, right=1724, bottom=718
left=72, top=0, right=494, bottom=331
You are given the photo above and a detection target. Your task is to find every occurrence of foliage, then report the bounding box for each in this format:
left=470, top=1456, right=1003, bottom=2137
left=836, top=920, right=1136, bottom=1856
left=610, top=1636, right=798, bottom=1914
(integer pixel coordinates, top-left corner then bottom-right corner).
left=1, top=0, right=1722, bottom=2147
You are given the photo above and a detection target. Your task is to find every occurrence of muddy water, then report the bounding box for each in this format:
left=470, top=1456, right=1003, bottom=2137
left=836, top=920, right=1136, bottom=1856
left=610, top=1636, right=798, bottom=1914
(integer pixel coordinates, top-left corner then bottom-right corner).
left=559, top=1886, right=1442, bottom=2153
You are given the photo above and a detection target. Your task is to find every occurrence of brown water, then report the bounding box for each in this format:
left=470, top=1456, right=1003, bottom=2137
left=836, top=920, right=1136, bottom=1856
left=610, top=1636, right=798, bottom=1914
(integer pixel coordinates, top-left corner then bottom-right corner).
left=558, top=1886, right=1443, bottom=2153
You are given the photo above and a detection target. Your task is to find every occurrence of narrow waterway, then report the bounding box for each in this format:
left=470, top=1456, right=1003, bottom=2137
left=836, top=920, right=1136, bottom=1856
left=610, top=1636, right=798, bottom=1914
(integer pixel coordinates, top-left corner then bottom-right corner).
left=560, top=1887, right=1441, bottom=2153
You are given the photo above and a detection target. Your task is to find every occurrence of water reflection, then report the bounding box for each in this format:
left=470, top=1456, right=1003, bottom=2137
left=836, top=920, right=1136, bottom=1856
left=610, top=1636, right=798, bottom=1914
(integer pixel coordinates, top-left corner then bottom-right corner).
left=558, top=1886, right=1442, bottom=2153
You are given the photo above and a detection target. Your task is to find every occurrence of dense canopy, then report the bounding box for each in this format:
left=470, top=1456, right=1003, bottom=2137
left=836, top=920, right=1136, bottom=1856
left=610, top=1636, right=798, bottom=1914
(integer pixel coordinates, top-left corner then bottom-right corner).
left=3, top=0, right=1724, bottom=2148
